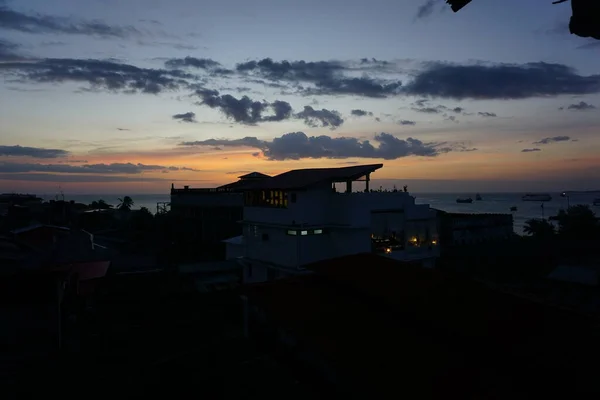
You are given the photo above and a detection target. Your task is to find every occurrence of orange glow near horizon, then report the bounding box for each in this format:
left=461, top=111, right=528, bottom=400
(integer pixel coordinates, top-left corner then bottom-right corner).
left=1, top=142, right=599, bottom=194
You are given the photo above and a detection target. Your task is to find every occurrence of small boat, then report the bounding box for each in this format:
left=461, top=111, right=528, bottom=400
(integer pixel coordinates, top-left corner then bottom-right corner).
left=522, top=193, right=552, bottom=202
left=593, top=198, right=600, bottom=206
left=456, top=197, right=473, bottom=204
left=475, top=193, right=482, bottom=201
left=510, top=206, right=517, bottom=212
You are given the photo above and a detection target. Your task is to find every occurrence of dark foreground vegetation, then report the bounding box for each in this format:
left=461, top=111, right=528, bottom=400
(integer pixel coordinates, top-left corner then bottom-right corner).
left=2, top=271, right=323, bottom=399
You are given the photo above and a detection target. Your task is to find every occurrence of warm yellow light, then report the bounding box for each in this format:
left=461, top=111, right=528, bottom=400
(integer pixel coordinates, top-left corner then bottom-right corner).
left=432, top=240, right=437, bottom=245
left=410, top=237, right=417, bottom=242
left=384, top=247, right=392, bottom=254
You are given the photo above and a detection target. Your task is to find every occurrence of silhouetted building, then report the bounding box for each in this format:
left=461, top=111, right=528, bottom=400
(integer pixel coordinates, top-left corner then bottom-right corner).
left=169, top=173, right=270, bottom=257
left=437, top=211, right=513, bottom=247
left=0, top=226, right=109, bottom=363
left=226, top=164, right=439, bottom=283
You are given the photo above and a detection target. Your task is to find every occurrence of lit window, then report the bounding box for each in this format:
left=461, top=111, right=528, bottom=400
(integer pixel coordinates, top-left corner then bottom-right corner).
left=300, top=230, right=308, bottom=235
left=287, top=230, right=297, bottom=235
left=313, top=229, right=323, bottom=234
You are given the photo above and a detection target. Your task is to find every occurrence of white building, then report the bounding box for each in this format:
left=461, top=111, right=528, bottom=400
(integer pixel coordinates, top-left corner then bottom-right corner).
left=224, top=164, right=439, bottom=283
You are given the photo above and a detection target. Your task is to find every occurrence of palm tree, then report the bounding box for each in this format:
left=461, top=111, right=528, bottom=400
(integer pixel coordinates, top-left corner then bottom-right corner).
left=557, top=205, right=599, bottom=239
left=523, top=218, right=555, bottom=238
left=117, top=196, right=134, bottom=211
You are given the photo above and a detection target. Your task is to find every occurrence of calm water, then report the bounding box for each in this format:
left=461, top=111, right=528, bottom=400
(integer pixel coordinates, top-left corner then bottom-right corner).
left=414, top=192, right=600, bottom=234
left=43, top=192, right=600, bottom=235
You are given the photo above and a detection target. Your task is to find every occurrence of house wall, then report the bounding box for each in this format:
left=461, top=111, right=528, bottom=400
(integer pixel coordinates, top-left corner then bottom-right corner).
left=244, top=184, right=332, bottom=226
left=241, top=187, right=440, bottom=276
left=225, top=243, right=245, bottom=260
left=440, top=213, right=513, bottom=246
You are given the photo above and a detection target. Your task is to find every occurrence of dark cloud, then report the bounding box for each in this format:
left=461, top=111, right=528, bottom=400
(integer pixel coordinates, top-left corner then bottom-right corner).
left=0, top=58, right=193, bottom=94
left=398, top=120, right=416, bottom=125
left=561, top=101, right=596, bottom=111
left=235, top=58, right=402, bottom=98
left=172, top=111, right=197, bottom=123
left=412, top=106, right=441, bottom=114
left=179, top=131, right=457, bottom=160
left=117, top=127, right=130, bottom=131
left=0, top=144, right=69, bottom=158
left=0, top=162, right=198, bottom=174
left=165, top=57, right=222, bottom=70
left=445, top=115, right=459, bottom=123
left=414, top=0, right=442, bottom=20
left=351, top=109, right=373, bottom=117
left=478, top=112, right=497, bottom=117
left=180, top=167, right=202, bottom=172
left=411, top=102, right=466, bottom=115
left=0, top=173, right=176, bottom=183
left=533, top=136, right=571, bottom=145
left=403, top=62, right=600, bottom=99
left=294, top=106, right=344, bottom=129
left=0, top=38, right=21, bottom=60
left=521, top=148, right=541, bottom=153
left=0, top=5, right=140, bottom=38
left=436, top=142, right=478, bottom=153
left=195, top=89, right=292, bottom=124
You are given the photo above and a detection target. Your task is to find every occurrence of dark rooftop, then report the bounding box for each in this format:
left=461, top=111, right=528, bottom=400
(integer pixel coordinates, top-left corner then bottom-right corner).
left=243, top=253, right=600, bottom=398
left=244, top=164, right=383, bottom=190
left=238, top=171, right=271, bottom=180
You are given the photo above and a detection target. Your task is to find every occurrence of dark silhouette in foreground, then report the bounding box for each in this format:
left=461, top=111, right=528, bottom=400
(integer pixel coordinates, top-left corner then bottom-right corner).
left=447, top=0, right=600, bottom=40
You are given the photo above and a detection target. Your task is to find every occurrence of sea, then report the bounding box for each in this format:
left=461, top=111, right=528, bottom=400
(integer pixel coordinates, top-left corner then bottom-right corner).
left=40, top=192, right=600, bottom=235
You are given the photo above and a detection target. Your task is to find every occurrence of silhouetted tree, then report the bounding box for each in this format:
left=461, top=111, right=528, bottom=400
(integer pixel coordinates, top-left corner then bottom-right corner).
left=523, top=218, right=555, bottom=238
left=90, top=199, right=112, bottom=209
left=117, top=196, right=134, bottom=211
left=130, top=206, right=154, bottom=232
left=556, top=205, right=599, bottom=239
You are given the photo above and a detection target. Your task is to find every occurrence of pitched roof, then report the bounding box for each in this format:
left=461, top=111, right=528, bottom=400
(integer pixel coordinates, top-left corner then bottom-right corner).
left=238, top=172, right=271, bottom=180
left=244, top=164, right=383, bottom=190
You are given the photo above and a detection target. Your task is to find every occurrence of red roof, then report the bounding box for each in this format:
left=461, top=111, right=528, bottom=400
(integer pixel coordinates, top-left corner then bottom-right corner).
left=244, top=164, right=383, bottom=190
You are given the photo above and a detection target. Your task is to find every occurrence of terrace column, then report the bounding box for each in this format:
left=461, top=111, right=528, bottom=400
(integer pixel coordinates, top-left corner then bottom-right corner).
left=365, top=173, right=370, bottom=192
left=346, top=180, right=352, bottom=193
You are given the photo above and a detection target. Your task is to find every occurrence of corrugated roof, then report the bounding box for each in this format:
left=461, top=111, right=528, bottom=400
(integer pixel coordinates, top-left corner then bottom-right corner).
left=243, top=164, right=383, bottom=190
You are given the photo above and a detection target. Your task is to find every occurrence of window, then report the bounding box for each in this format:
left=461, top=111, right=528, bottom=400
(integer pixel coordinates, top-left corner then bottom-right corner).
left=291, top=193, right=297, bottom=203
left=244, top=190, right=288, bottom=208
left=246, top=225, right=259, bottom=238
left=287, top=228, right=326, bottom=236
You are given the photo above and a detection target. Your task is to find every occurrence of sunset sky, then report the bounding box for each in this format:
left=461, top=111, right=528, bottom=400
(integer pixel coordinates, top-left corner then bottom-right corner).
left=1, top=0, right=599, bottom=194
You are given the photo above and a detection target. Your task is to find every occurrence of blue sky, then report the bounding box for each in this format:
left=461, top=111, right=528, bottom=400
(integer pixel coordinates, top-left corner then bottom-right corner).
left=1, top=0, right=599, bottom=193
